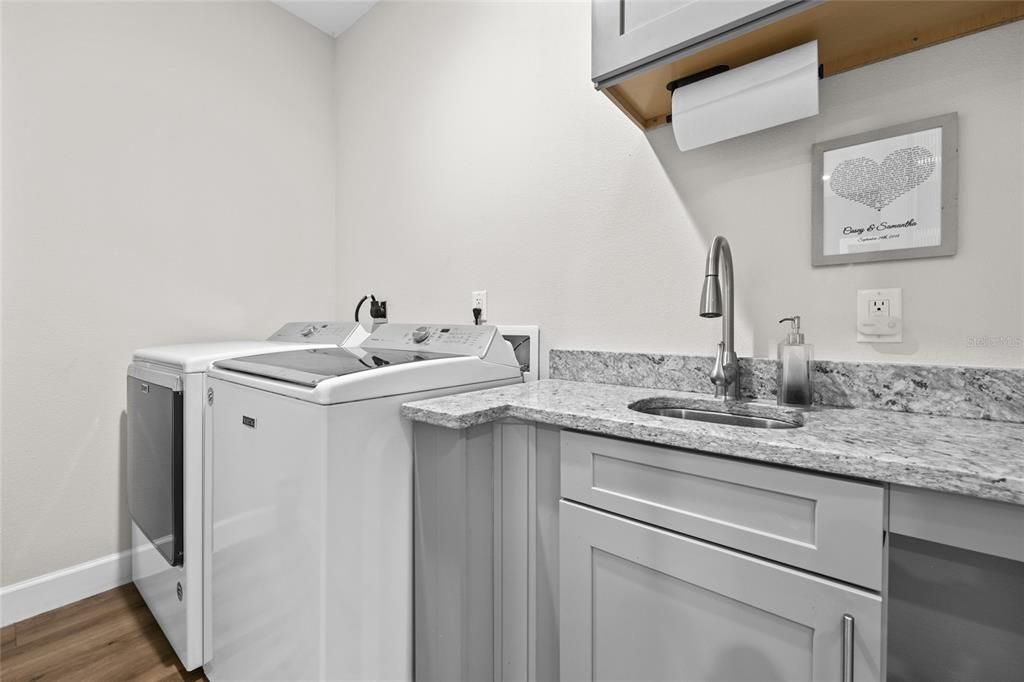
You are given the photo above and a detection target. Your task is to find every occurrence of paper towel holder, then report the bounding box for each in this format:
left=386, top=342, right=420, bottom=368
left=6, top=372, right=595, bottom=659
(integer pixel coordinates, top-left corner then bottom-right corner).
left=666, top=66, right=729, bottom=125
left=666, top=65, right=730, bottom=93
left=665, top=62, right=825, bottom=124
left=667, top=63, right=825, bottom=93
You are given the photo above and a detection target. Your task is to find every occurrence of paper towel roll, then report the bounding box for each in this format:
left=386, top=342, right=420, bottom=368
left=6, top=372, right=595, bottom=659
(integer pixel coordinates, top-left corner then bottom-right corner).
left=672, top=41, right=819, bottom=152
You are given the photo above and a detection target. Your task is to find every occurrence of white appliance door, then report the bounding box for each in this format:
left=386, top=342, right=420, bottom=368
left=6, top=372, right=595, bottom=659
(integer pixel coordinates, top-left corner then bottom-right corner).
left=127, top=370, right=184, bottom=566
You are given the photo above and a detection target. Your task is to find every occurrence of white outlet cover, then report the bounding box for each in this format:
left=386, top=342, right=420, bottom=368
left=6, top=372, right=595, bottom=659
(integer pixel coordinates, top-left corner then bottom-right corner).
left=471, top=290, right=488, bottom=322
left=857, top=288, right=902, bottom=343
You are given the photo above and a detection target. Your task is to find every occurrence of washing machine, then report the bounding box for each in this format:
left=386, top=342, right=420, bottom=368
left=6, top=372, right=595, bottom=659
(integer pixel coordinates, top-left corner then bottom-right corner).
left=204, top=323, right=523, bottom=681
left=126, top=321, right=368, bottom=671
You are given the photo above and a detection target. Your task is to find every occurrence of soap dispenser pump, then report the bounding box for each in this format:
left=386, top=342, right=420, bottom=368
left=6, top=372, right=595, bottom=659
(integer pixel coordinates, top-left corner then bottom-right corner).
left=777, top=316, right=813, bottom=408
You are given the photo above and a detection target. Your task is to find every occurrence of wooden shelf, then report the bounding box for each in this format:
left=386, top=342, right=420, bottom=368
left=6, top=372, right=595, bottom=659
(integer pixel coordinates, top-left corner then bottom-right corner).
left=603, top=0, right=1024, bottom=130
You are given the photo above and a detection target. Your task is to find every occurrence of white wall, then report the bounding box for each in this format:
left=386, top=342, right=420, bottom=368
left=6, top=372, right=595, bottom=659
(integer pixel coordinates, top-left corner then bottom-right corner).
left=1, top=1, right=337, bottom=586
left=334, top=2, right=1024, bottom=374
left=2, top=0, right=1021, bottom=596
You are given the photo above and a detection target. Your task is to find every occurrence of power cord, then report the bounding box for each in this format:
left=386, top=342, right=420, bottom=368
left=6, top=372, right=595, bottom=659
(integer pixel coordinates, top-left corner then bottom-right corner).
left=354, top=294, right=373, bottom=322
left=370, top=298, right=387, bottom=321
left=355, top=294, right=388, bottom=326
left=472, top=307, right=482, bottom=325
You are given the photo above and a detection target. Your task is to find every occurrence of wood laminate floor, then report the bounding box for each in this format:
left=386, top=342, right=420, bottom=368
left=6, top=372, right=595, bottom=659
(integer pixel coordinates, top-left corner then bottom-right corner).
left=0, top=584, right=206, bottom=681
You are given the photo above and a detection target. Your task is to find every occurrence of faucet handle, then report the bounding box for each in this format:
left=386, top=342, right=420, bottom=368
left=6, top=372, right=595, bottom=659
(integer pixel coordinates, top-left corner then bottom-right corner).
left=709, top=341, right=739, bottom=399
left=710, top=341, right=727, bottom=397
left=713, top=340, right=725, bottom=364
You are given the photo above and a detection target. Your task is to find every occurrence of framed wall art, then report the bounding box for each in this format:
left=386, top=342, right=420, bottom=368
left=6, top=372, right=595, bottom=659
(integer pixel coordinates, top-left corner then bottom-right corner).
left=811, top=113, right=958, bottom=266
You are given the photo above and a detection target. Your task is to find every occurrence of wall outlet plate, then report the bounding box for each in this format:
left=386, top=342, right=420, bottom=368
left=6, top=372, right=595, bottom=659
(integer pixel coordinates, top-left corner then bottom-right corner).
left=471, top=290, right=487, bottom=323
left=857, top=288, right=902, bottom=343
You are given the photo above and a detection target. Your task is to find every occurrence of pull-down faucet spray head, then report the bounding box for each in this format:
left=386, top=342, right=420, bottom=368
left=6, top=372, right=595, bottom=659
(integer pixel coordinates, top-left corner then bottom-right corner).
left=699, top=237, right=726, bottom=318
left=699, top=275, right=722, bottom=318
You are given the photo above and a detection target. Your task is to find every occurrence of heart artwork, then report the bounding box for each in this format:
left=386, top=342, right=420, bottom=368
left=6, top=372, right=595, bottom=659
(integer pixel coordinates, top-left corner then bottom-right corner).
left=829, top=146, right=936, bottom=211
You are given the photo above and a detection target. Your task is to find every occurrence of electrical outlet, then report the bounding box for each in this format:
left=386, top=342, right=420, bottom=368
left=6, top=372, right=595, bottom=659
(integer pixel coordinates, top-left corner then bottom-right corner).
left=868, top=299, right=890, bottom=316
left=857, top=288, right=902, bottom=343
left=471, top=290, right=487, bottom=323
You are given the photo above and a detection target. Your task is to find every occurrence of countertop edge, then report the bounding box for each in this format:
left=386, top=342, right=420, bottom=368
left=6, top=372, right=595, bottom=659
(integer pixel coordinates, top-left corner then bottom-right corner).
left=401, top=403, right=513, bottom=430
left=401, top=393, right=1024, bottom=507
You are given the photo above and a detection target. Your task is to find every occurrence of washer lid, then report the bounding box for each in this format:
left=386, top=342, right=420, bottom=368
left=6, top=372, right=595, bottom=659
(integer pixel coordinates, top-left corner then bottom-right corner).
left=133, top=341, right=312, bottom=373
left=212, top=347, right=458, bottom=387
left=132, top=321, right=367, bottom=373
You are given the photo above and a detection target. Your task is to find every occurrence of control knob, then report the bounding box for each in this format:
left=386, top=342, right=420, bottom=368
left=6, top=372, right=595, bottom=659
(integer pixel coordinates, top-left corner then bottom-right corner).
left=411, top=326, right=431, bottom=343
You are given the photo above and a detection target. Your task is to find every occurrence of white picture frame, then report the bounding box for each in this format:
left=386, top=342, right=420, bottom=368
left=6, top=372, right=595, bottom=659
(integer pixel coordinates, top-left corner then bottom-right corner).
left=812, top=113, right=958, bottom=266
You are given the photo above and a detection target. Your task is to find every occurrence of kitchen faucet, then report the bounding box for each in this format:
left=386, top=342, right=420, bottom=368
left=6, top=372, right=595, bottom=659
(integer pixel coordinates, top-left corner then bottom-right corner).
left=699, top=236, right=740, bottom=400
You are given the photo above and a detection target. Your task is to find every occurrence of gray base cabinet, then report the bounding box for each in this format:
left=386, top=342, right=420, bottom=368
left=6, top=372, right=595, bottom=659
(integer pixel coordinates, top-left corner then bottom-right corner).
left=413, top=420, right=562, bottom=682
left=560, top=501, right=882, bottom=681
left=415, top=422, right=1024, bottom=681
left=413, top=423, right=496, bottom=682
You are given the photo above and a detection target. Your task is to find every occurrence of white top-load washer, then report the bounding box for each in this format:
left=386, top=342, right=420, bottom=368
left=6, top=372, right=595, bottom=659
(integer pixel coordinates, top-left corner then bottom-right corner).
left=126, top=321, right=368, bottom=671
left=204, top=324, right=523, bottom=681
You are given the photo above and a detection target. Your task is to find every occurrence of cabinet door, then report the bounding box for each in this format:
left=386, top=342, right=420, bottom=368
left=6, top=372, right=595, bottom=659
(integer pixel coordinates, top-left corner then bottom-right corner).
left=560, top=501, right=882, bottom=682
left=592, top=0, right=805, bottom=83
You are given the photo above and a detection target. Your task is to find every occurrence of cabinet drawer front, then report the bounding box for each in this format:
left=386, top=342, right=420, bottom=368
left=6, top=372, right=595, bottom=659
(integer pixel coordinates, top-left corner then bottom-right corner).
left=561, top=431, right=883, bottom=589
left=560, top=501, right=882, bottom=682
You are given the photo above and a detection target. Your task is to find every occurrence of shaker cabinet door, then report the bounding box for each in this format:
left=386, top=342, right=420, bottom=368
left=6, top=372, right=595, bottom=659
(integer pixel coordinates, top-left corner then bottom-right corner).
left=560, top=501, right=882, bottom=682
left=592, top=0, right=804, bottom=83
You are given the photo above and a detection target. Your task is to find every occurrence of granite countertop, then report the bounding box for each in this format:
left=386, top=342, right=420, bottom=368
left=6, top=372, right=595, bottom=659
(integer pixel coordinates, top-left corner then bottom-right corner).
left=402, top=379, right=1024, bottom=506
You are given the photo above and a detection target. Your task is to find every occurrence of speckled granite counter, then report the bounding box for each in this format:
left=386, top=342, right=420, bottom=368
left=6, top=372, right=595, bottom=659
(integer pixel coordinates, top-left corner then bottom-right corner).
left=402, top=379, right=1024, bottom=506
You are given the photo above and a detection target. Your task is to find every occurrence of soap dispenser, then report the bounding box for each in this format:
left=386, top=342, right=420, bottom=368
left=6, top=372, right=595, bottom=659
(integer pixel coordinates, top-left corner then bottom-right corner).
left=777, top=316, right=813, bottom=408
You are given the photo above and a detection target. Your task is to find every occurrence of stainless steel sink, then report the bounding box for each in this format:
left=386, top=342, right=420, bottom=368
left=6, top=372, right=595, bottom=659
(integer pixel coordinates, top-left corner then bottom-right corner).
left=629, top=401, right=802, bottom=429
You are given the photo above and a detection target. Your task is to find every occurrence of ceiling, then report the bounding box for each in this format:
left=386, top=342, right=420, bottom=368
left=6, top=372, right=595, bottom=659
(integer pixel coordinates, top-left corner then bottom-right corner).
left=272, top=1, right=377, bottom=37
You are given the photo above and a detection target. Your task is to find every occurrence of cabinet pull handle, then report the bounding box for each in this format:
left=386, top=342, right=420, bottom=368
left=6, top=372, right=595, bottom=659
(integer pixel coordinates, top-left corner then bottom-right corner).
left=842, top=613, right=855, bottom=682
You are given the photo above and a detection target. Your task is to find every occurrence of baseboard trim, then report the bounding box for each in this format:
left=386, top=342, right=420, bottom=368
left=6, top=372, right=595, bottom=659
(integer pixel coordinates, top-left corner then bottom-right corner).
left=1, top=550, right=132, bottom=627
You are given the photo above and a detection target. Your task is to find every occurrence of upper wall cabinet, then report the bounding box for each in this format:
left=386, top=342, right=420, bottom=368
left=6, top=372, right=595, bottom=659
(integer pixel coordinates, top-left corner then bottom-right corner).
left=594, top=0, right=1024, bottom=130
left=592, top=0, right=804, bottom=84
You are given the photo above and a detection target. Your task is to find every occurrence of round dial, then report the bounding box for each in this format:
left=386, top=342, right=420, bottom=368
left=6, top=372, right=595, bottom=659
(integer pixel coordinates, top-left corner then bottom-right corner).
left=411, top=326, right=431, bottom=343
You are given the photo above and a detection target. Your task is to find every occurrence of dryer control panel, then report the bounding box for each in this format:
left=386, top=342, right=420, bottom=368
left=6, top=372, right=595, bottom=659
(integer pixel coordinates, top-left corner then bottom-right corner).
left=363, top=324, right=510, bottom=361
left=267, top=321, right=366, bottom=345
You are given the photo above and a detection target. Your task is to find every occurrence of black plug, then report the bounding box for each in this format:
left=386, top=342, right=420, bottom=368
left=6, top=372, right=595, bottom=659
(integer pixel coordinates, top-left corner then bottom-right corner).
left=472, top=307, right=482, bottom=326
